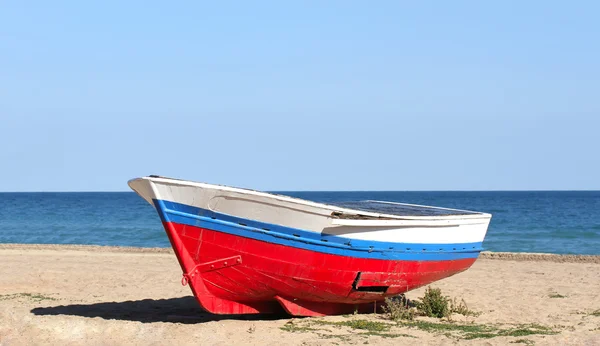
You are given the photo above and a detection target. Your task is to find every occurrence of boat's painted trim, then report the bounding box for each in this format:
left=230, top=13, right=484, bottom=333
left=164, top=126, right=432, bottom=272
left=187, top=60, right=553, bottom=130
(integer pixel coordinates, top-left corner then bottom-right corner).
left=154, top=199, right=483, bottom=261
left=329, top=218, right=488, bottom=226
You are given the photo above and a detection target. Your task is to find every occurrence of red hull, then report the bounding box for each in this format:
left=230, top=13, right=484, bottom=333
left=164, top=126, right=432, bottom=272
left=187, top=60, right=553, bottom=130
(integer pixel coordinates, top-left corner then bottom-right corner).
left=162, top=221, right=477, bottom=317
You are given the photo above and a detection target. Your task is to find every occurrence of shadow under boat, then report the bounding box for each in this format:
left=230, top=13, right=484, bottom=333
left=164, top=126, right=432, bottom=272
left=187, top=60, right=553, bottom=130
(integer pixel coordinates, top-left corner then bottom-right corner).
left=30, top=296, right=289, bottom=324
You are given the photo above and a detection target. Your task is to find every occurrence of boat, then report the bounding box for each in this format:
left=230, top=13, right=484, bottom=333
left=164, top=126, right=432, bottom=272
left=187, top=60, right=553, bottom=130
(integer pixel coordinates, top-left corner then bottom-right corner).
left=128, top=175, right=492, bottom=317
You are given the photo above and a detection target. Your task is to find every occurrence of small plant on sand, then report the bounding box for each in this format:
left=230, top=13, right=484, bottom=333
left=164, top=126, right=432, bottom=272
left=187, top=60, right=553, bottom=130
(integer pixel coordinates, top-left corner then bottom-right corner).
left=449, top=297, right=481, bottom=317
left=548, top=293, right=566, bottom=299
left=399, top=320, right=557, bottom=340
left=280, top=320, right=321, bottom=333
left=414, top=286, right=450, bottom=318
left=412, top=287, right=479, bottom=319
left=0, top=293, right=56, bottom=302
left=510, top=339, right=535, bottom=345
left=314, top=319, right=392, bottom=332
left=383, top=295, right=416, bottom=321
left=281, top=318, right=415, bottom=340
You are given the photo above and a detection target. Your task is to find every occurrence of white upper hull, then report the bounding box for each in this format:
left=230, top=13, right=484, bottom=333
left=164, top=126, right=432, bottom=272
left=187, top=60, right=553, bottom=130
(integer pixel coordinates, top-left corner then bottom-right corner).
left=129, top=176, right=492, bottom=246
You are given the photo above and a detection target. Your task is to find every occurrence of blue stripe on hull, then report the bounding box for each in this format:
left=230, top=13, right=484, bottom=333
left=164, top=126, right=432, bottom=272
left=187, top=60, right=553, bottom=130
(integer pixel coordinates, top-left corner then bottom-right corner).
left=153, top=199, right=483, bottom=261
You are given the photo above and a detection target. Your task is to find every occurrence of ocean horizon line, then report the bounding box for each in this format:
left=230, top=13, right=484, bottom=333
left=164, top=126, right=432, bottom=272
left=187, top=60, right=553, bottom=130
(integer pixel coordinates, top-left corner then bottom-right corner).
left=1, top=189, right=600, bottom=193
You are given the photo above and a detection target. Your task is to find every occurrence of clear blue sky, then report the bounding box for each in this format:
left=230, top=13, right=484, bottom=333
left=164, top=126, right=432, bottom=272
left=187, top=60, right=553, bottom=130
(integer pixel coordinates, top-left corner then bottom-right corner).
left=1, top=1, right=599, bottom=191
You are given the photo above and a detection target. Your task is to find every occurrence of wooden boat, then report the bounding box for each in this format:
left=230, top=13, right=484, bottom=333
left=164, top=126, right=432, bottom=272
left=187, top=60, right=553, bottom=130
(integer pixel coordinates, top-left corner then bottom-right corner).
left=129, top=175, right=492, bottom=316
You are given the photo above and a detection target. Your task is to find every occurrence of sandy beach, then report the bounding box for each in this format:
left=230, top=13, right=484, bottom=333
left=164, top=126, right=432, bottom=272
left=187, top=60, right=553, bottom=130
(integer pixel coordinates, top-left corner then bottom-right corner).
left=1, top=244, right=599, bottom=346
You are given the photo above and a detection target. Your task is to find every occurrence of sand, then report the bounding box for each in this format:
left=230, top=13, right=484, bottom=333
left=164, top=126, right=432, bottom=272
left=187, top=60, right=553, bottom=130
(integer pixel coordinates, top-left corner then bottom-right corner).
left=1, top=244, right=599, bottom=345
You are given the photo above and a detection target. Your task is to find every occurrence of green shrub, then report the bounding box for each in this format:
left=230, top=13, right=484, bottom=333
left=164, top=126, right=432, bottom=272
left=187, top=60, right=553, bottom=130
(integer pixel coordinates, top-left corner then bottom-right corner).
left=414, top=286, right=450, bottom=318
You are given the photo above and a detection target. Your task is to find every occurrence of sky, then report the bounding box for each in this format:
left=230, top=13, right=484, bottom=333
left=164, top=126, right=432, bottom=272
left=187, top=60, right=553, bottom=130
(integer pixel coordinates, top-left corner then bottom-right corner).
left=1, top=1, right=599, bottom=192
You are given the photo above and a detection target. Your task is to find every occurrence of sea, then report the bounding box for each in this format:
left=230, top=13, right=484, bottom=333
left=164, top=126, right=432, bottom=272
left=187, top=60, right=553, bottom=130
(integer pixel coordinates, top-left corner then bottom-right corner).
left=1, top=191, right=599, bottom=255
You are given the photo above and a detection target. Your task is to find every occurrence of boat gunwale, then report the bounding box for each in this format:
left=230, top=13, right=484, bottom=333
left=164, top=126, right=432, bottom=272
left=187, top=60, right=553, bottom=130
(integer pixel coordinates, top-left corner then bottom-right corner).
left=133, top=175, right=493, bottom=221
left=157, top=200, right=485, bottom=259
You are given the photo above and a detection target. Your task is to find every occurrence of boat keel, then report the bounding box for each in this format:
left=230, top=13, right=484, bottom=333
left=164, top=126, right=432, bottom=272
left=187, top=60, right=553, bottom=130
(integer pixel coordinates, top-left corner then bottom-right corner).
left=275, top=296, right=383, bottom=317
